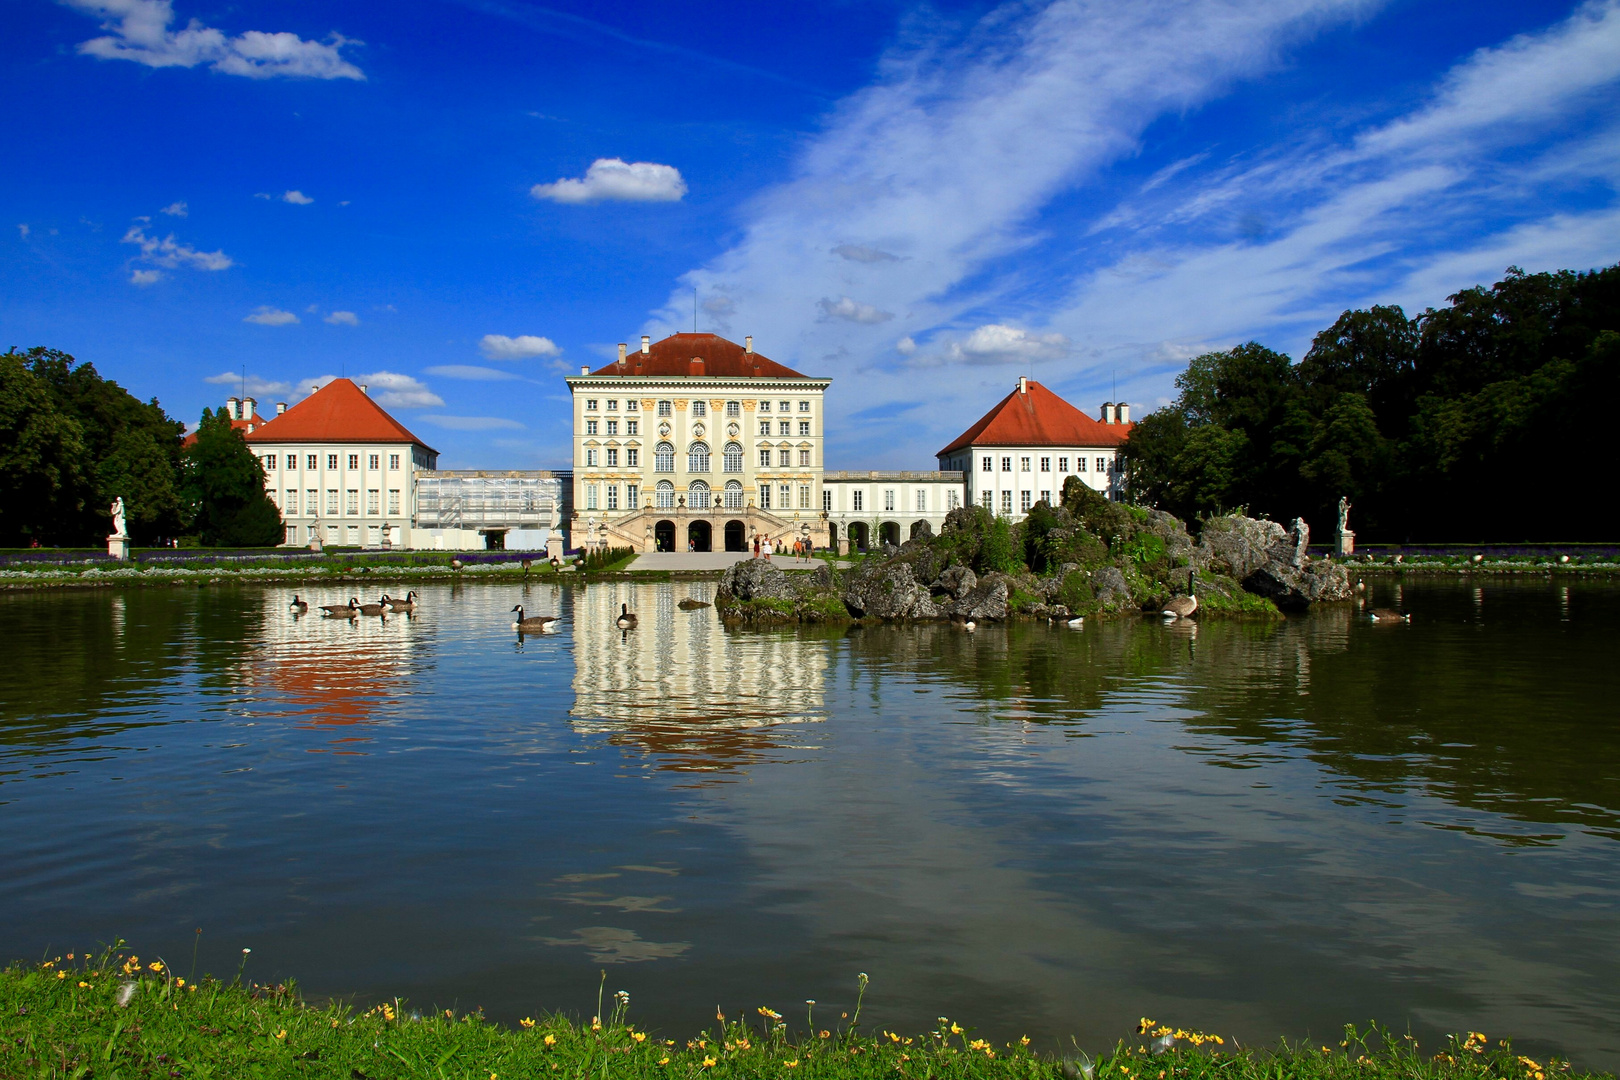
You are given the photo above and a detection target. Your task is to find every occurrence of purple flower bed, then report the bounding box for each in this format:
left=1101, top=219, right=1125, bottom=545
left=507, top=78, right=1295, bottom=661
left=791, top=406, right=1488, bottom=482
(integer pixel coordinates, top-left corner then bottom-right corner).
left=1312, top=544, right=1620, bottom=559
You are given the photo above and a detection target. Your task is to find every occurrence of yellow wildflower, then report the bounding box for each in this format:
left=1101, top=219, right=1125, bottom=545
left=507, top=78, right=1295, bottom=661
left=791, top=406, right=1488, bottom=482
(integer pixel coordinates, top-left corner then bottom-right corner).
left=819, top=1031, right=831, bottom=1039
left=520, top=1017, right=536, bottom=1029
left=56, top=970, right=67, bottom=980
left=78, top=981, right=91, bottom=988
left=759, top=1006, right=783, bottom=1021
left=970, top=1040, right=990, bottom=1051
left=703, top=1057, right=717, bottom=1068
left=149, top=961, right=164, bottom=972
left=785, top=1060, right=800, bottom=1069
left=175, top=978, right=185, bottom=988
left=42, top=960, right=54, bottom=969
left=951, top=1023, right=964, bottom=1035
left=275, top=1030, right=287, bottom=1040
left=1022, top=1036, right=1032, bottom=1046
left=544, top=1033, right=557, bottom=1046
left=659, top=1058, right=670, bottom=1066
left=633, top=1032, right=648, bottom=1043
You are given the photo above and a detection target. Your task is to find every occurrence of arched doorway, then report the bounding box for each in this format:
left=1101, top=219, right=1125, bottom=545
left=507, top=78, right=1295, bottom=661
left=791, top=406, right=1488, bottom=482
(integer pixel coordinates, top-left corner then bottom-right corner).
left=654, top=519, right=676, bottom=552
left=880, top=521, right=901, bottom=547
left=848, top=522, right=869, bottom=552
left=724, top=520, right=747, bottom=552
left=687, top=520, right=712, bottom=552
left=827, top=522, right=838, bottom=550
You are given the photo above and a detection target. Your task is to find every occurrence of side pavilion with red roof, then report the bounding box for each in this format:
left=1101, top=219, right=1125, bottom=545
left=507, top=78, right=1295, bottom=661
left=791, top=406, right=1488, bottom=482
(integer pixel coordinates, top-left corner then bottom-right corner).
left=244, top=378, right=440, bottom=548
left=936, top=376, right=1135, bottom=521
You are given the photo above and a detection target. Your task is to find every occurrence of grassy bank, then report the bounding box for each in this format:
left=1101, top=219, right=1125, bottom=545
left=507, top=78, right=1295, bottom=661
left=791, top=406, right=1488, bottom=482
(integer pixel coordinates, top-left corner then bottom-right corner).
left=0, top=950, right=1605, bottom=1080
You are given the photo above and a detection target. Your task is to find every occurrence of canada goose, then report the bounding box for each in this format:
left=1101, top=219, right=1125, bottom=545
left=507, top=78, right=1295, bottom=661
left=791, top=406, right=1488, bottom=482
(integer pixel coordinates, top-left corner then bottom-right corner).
left=358, top=597, right=389, bottom=616
left=450, top=557, right=464, bottom=570
left=320, top=599, right=358, bottom=617
left=963, top=620, right=977, bottom=632
left=1066, top=615, right=1084, bottom=627
left=387, top=591, right=419, bottom=612
left=677, top=598, right=711, bottom=610
left=1162, top=570, right=1198, bottom=619
left=289, top=595, right=308, bottom=614
left=1355, top=578, right=1366, bottom=592
left=522, top=558, right=533, bottom=576
left=616, top=603, right=638, bottom=628
left=1369, top=608, right=1411, bottom=622
left=511, top=605, right=558, bottom=631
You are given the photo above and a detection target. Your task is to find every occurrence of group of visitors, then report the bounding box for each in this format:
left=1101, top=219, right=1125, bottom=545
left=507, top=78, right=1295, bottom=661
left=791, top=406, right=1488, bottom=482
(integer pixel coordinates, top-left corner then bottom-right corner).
left=752, top=534, right=815, bottom=562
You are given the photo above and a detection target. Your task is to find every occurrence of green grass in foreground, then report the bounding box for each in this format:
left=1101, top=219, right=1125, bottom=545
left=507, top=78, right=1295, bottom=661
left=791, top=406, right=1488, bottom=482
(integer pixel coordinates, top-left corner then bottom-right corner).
left=0, top=948, right=1607, bottom=1080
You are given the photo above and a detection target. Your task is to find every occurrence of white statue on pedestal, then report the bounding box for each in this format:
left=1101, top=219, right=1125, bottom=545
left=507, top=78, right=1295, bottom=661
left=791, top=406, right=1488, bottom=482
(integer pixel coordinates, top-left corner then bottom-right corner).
left=110, top=496, right=127, bottom=539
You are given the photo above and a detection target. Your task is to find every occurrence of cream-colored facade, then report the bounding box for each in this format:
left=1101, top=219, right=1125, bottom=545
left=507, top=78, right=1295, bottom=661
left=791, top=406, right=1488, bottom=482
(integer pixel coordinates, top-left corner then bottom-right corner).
left=822, top=470, right=966, bottom=551
left=565, top=334, right=832, bottom=553
left=254, top=437, right=436, bottom=547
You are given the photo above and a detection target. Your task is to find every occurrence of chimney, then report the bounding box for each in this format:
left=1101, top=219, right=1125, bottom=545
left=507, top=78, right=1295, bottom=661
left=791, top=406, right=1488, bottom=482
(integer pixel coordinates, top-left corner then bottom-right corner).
left=360, top=384, right=368, bottom=396
left=226, top=396, right=239, bottom=420
left=641, top=335, right=650, bottom=355
left=580, top=365, right=589, bottom=376
left=1101, top=401, right=1114, bottom=424
left=276, top=401, right=287, bottom=415
left=1018, top=376, right=1027, bottom=395
left=243, top=396, right=256, bottom=418
left=1117, top=402, right=1130, bottom=424
left=617, top=342, right=627, bottom=364
left=311, top=385, right=319, bottom=396
left=745, top=335, right=753, bottom=354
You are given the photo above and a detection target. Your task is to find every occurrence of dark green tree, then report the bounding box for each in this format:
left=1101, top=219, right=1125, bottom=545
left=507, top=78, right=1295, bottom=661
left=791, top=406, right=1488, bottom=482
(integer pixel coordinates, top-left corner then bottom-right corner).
left=181, top=407, right=283, bottom=547
left=0, top=353, right=89, bottom=545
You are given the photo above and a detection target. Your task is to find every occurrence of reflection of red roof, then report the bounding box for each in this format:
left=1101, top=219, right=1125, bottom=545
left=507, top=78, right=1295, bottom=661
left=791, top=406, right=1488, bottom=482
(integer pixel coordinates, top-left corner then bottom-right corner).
left=588, top=333, right=811, bottom=379
left=244, top=378, right=436, bottom=451
left=937, top=380, right=1133, bottom=455
left=182, top=409, right=267, bottom=448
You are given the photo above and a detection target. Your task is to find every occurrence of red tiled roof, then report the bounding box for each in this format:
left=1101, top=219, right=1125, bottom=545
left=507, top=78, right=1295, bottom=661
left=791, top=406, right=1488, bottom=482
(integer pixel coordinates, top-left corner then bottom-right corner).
left=244, top=378, right=437, bottom=452
left=181, top=409, right=268, bottom=448
left=587, top=333, right=811, bottom=379
left=936, top=380, right=1133, bottom=456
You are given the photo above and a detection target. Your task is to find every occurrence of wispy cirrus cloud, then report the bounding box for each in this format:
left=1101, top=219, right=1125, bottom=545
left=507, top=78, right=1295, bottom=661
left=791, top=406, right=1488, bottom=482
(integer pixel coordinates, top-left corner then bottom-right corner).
left=531, top=158, right=687, bottom=204
left=204, top=372, right=293, bottom=399
left=61, top=0, right=364, bottom=80
left=122, top=222, right=232, bottom=272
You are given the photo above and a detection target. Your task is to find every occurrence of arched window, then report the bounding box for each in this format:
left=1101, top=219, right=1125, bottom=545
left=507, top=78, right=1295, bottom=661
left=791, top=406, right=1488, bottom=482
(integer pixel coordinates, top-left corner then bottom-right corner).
left=688, top=441, right=710, bottom=473
left=654, top=442, right=675, bottom=473
left=655, top=480, right=675, bottom=509
left=688, top=480, right=711, bottom=509
left=724, top=480, right=744, bottom=509
left=723, top=442, right=743, bottom=472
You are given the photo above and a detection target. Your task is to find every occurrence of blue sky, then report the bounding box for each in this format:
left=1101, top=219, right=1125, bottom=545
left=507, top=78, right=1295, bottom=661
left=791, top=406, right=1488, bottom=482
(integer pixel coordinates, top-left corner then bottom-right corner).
left=4, top=0, right=1617, bottom=469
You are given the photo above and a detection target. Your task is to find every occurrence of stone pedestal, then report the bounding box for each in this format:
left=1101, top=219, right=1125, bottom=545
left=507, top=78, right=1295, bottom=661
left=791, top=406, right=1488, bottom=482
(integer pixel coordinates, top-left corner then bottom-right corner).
left=107, top=535, right=130, bottom=560
left=1335, top=529, right=1355, bottom=557
left=546, top=535, right=564, bottom=561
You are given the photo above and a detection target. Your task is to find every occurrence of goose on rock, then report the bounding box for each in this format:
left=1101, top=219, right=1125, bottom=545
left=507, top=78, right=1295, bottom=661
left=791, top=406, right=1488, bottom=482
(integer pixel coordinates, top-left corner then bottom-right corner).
left=616, top=603, right=638, bottom=628
left=289, top=595, right=309, bottom=614
left=511, top=605, right=558, bottom=631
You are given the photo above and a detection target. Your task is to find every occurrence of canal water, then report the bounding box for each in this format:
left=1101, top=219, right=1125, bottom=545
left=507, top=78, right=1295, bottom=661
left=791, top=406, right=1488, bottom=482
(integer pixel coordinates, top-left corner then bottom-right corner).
left=1, top=579, right=1616, bottom=1068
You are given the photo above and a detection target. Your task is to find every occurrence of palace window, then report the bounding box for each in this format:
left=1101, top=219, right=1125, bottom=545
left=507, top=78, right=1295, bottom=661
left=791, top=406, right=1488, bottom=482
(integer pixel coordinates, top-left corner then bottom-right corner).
left=725, top=480, right=744, bottom=509
left=586, top=484, right=598, bottom=510
left=626, top=449, right=639, bottom=467
left=388, top=489, right=401, bottom=515
left=585, top=449, right=598, bottom=467
left=350, top=454, right=360, bottom=469
left=1040, top=489, right=1052, bottom=505
left=776, top=420, right=788, bottom=436
left=1040, top=456, right=1050, bottom=472
left=724, top=442, right=744, bottom=472
left=586, top=399, right=598, bottom=411
left=726, top=401, right=740, bottom=418
left=1001, top=491, right=1013, bottom=514
left=367, top=489, right=380, bottom=515
left=346, top=489, right=359, bottom=515
left=779, top=401, right=790, bottom=413
left=799, top=448, right=811, bottom=466
left=1020, top=491, right=1032, bottom=512
left=326, top=489, right=339, bottom=515
left=799, top=485, right=811, bottom=509
left=606, top=448, right=618, bottom=467
left=308, top=489, right=318, bottom=514
left=780, top=483, right=792, bottom=509
left=884, top=489, right=895, bottom=512
left=799, top=401, right=810, bottom=412
left=626, top=420, right=638, bottom=436
left=916, top=489, right=927, bottom=512
left=369, top=454, right=380, bottom=470
left=692, top=401, right=707, bottom=418
left=626, top=400, right=639, bottom=412
left=285, top=489, right=297, bottom=513
left=1058, top=456, right=1068, bottom=472
left=606, top=420, right=618, bottom=436
left=286, top=454, right=297, bottom=469
left=688, top=442, right=711, bottom=472
left=759, top=448, right=772, bottom=468
left=947, top=490, right=960, bottom=510
left=657, top=400, right=672, bottom=417
left=262, top=455, right=274, bottom=472
left=688, top=481, right=710, bottom=510
left=656, top=480, right=675, bottom=509
left=654, top=442, right=675, bottom=472
left=586, top=420, right=598, bottom=435
left=626, top=483, right=639, bottom=507
left=758, top=484, right=771, bottom=509
left=1097, top=457, right=1108, bottom=472
left=779, top=449, right=792, bottom=467
left=607, top=485, right=619, bottom=510
left=823, top=490, right=833, bottom=512
left=327, top=454, right=338, bottom=470
left=982, top=456, right=992, bottom=472
left=1077, top=457, right=1087, bottom=472
left=1020, top=456, right=1031, bottom=472
left=853, top=490, right=864, bottom=512
left=759, top=421, right=771, bottom=437
left=1002, top=456, right=1012, bottom=472
left=606, top=399, right=617, bottom=411
left=799, top=420, right=811, bottom=436
left=981, top=491, right=993, bottom=510
left=759, top=400, right=771, bottom=413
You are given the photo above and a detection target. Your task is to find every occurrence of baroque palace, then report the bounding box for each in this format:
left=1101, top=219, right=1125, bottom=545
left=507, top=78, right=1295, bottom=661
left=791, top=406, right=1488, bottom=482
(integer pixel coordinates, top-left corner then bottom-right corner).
left=246, top=330, right=1132, bottom=553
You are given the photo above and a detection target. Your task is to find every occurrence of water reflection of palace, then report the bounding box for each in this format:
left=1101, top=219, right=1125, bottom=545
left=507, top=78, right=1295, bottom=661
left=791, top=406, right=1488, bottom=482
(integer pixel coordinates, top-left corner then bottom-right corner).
left=569, top=583, right=828, bottom=773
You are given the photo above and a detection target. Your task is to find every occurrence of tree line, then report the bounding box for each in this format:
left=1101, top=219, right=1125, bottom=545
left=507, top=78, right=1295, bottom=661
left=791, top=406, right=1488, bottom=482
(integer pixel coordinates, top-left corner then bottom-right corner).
left=0, top=347, right=282, bottom=548
left=1122, top=263, right=1620, bottom=542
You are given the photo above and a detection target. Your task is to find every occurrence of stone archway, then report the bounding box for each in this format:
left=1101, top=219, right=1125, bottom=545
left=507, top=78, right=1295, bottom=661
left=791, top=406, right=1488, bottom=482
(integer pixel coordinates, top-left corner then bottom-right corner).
left=687, top=519, right=712, bottom=552
left=879, top=521, right=901, bottom=547
left=827, top=522, right=838, bottom=550
left=848, top=521, right=870, bottom=552
left=654, top=519, right=676, bottom=552
left=724, top=520, right=747, bottom=552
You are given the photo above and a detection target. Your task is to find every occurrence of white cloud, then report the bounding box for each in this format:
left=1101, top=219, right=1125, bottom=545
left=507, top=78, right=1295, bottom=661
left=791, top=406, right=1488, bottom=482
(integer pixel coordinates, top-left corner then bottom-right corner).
left=244, top=306, right=299, bottom=326
left=294, top=371, right=443, bottom=408
left=282, top=190, right=314, bottom=205
left=832, top=244, right=899, bottom=263
left=818, top=296, right=894, bottom=324
left=204, top=372, right=293, bottom=398
left=531, top=158, right=687, bottom=204
left=895, top=336, right=917, bottom=355
left=160, top=201, right=187, bottom=217
left=129, top=268, right=161, bottom=286
left=944, top=324, right=1069, bottom=365
left=479, top=333, right=560, bottom=359
left=61, top=0, right=364, bottom=80
left=421, top=415, right=525, bottom=431
left=424, top=365, right=523, bottom=381
left=18, top=224, right=30, bottom=239
left=323, top=310, right=359, bottom=326
left=121, top=223, right=232, bottom=270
